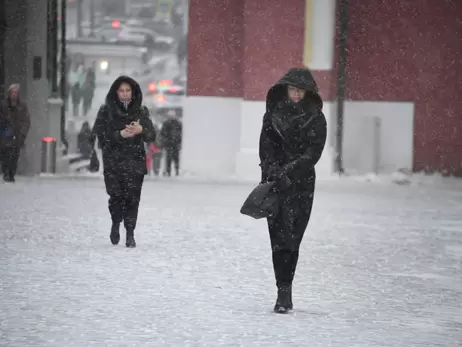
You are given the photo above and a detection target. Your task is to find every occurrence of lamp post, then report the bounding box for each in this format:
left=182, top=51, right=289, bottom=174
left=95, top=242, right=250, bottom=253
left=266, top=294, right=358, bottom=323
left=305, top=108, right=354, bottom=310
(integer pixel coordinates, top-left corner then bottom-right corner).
left=334, top=0, right=348, bottom=174
left=60, top=0, right=68, bottom=153
left=76, top=0, right=83, bottom=37
left=89, top=0, right=95, bottom=37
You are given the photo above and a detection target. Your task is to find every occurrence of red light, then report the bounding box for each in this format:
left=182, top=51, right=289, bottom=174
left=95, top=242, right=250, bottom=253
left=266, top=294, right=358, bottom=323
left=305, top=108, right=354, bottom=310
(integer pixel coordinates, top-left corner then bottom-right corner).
left=159, top=79, right=172, bottom=86
left=42, top=137, right=56, bottom=142
left=148, top=83, right=156, bottom=92
left=57, top=16, right=61, bottom=21
left=112, top=20, right=120, bottom=28
left=169, top=87, right=178, bottom=92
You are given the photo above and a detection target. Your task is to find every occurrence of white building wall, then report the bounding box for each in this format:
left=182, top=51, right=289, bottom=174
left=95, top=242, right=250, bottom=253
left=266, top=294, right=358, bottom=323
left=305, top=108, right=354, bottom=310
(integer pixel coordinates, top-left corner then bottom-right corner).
left=343, top=101, right=415, bottom=174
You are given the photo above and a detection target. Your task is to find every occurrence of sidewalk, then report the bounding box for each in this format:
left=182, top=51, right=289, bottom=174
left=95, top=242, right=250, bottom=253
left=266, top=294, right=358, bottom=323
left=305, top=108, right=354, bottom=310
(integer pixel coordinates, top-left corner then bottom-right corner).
left=1, top=178, right=461, bottom=346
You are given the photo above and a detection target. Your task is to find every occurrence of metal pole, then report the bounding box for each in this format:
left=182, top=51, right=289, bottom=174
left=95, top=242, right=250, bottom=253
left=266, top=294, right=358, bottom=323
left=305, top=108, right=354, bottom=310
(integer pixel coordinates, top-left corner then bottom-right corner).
left=0, top=0, right=5, bottom=102
left=335, top=0, right=348, bottom=174
left=60, top=0, right=68, bottom=154
left=89, top=0, right=95, bottom=37
left=76, top=0, right=82, bottom=37
left=51, top=0, right=59, bottom=95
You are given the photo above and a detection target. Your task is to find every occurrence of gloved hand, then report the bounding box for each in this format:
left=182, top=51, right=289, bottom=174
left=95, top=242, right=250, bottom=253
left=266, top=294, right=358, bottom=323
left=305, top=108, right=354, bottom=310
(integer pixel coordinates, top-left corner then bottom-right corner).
left=268, top=165, right=292, bottom=191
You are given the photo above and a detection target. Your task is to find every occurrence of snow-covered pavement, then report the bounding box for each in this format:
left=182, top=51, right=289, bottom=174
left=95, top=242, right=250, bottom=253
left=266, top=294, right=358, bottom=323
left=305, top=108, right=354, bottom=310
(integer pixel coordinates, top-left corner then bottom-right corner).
left=1, top=178, right=461, bottom=346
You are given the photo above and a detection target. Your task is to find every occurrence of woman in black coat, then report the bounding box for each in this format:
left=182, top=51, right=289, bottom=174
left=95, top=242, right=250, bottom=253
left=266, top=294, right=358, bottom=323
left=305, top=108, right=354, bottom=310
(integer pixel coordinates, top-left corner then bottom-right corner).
left=77, top=121, right=92, bottom=159
left=259, top=68, right=327, bottom=313
left=93, top=76, right=156, bottom=248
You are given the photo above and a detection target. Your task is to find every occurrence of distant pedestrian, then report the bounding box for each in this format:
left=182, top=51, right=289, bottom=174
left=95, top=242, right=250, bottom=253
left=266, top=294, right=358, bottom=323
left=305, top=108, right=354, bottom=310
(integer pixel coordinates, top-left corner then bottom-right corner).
left=160, top=112, right=182, bottom=176
left=0, top=84, right=31, bottom=182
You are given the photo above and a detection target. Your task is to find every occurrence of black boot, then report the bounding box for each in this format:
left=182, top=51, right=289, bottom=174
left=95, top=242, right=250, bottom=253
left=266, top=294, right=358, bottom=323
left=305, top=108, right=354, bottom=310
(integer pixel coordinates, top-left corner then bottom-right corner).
left=110, top=222, right=120, bottom=245
left=274, top=285, right=292, bottom=314
left=3, top=173, right=13, bottom=182
left=126, top=230, right=136, bottom=248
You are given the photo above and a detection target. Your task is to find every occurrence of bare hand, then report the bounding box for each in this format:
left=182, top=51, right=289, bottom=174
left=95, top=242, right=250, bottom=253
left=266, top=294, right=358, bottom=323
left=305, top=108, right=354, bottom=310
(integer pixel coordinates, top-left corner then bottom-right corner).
left=120, top=128, right=134, bottom=138
left=125, top=120, right=143, bottom=136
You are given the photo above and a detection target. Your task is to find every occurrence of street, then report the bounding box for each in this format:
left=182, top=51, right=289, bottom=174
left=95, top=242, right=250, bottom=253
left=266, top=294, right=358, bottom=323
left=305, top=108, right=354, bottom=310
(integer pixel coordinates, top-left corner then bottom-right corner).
left=1, top=178, right=461, bottom=346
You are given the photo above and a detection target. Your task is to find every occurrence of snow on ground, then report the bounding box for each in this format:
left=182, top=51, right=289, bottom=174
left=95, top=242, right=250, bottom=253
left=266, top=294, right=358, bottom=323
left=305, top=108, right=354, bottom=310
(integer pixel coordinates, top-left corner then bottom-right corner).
left=1, top=177, right=462, bottom=346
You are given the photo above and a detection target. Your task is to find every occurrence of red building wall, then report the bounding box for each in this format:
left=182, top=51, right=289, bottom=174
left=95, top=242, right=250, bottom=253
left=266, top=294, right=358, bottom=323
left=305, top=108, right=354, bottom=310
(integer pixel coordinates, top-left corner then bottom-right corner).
left=188, top=0, right=461, bottom=174
left=188, top=0, right=335, bottom=101
left=188, top=0, right=244, bottom=98
left=345, top=0, right=462, bottom=175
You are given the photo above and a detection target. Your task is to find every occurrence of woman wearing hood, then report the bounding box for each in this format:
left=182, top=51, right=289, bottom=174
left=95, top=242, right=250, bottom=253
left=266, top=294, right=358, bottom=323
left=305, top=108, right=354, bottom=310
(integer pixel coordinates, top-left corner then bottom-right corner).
left=93, top=76, right=156, bottom=248
left=259, top=68, right=327, bottom=313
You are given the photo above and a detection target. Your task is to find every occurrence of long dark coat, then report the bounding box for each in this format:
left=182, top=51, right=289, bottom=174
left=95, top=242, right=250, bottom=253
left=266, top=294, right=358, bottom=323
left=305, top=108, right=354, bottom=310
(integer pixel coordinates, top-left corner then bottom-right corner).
left=0, top=98, right=30, bottom=149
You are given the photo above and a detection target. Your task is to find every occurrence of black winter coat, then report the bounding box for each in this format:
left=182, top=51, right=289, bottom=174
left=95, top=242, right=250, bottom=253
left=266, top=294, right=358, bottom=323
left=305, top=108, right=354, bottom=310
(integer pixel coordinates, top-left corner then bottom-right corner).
left=259, top=68, right=327, bottom=191
left=93, top=76, right=156, bottom=175
left=160, top=118, right=182, bottom=150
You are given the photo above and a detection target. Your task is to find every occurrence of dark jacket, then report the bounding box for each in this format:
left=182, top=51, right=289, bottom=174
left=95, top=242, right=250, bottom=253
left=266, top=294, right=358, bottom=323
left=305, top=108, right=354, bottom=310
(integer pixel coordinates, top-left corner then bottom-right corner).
left=0, top=98, right=30, bottom=149
left=77, top=122, right=93, bottom=158
left=93, top=75, right=156, bottom=175
left=160, top=118, right=182, bottom=150
left=259, top=68, right=327, bottom=191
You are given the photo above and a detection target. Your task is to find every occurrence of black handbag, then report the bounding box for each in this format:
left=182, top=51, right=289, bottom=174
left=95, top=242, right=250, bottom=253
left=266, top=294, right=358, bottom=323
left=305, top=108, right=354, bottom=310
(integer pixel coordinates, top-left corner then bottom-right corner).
left=240, top=182, right=279, bottom=219
left=88, top=150, right=100, bottom=172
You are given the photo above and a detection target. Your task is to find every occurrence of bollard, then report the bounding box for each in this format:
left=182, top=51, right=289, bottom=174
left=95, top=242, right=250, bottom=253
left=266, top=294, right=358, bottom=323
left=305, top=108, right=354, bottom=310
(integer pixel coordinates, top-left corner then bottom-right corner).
left=41, top=137, right=57, bottom=173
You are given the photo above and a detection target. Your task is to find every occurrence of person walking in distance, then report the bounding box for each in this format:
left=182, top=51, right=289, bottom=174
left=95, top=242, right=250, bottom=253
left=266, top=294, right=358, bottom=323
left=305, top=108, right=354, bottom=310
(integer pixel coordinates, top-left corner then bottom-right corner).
left=259, top=68, right=327, bottom=313
left=93, top=76, right=156, bottom=248
left=0, top=84, right=30, bottom=182
left=160, top=112, right=182, bottom=176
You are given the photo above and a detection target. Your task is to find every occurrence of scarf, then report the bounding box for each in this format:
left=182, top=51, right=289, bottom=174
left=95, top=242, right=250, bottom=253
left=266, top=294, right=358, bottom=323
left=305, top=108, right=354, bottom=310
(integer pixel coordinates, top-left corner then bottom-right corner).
left=271, top=99, right=313, bottom=143
left=120, top=100, right=131, bottom=110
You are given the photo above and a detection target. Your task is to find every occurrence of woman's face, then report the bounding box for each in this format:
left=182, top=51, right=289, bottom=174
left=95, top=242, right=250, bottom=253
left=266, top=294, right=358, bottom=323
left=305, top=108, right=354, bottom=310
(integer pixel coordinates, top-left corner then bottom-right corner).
left=117, top=82, right=132, bottom=101
left=287, top=85, right=306, bottom=103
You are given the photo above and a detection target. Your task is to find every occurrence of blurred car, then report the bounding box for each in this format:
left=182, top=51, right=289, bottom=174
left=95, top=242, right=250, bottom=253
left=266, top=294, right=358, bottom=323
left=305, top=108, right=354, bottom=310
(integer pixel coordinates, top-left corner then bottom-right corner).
left=144, top=81, right=185, bottom=121
left=117, top=27, right=174, bottom=50
left=92, top=20, right=125, bottom=42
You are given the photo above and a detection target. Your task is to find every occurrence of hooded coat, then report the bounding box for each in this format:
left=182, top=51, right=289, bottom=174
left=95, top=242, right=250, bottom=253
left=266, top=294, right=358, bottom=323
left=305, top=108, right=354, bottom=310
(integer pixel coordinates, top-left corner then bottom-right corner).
left=93, top=76, right=156, bottom=175
left=259, top=68, right=327, bottom=191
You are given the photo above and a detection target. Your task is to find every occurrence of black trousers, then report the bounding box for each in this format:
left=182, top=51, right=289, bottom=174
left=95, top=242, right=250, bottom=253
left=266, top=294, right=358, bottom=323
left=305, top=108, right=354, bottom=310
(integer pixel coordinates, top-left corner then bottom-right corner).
left=0, top=145, right=20, bottom=179
left=104, top=171, right=144, bottom=232
left=165, top=147, right=180, bottom=175
left=82, top=96, right=93, bottom=116
left=152, top=152, right=162, bottom=175
left=267, top=186, right=315, bottom=288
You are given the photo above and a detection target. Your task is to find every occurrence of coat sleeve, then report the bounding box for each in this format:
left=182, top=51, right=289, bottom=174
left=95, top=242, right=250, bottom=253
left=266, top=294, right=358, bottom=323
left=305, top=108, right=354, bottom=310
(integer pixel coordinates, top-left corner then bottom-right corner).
left=139, top=106, right=156, bottom=143
left=18, top=105, right=31, bottom=146
left=284, top=110, right=327, bottom=178
left=160, top=122, right=169, bottom=142
left=259, top=112, right=280, bottom=182
left=93, top=105, right=123, bottom=147
left=89, top=123, right=97, bottom=149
